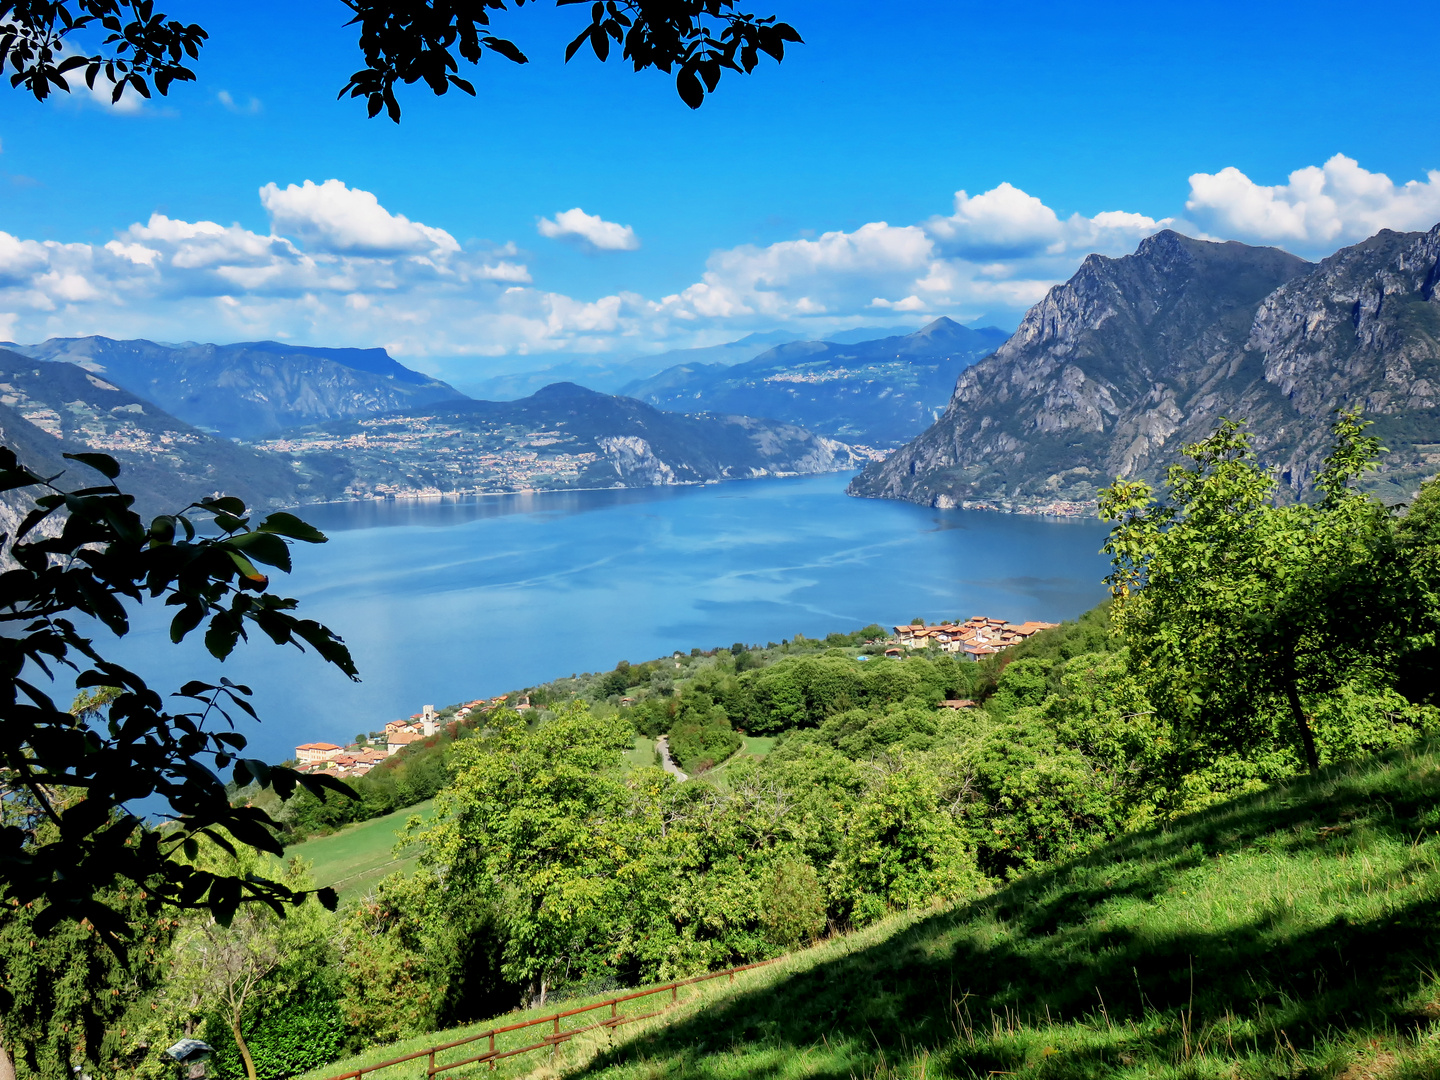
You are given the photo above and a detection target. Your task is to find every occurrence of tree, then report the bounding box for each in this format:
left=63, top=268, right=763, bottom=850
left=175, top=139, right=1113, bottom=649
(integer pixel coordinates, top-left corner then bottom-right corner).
left=829, top=760, right=983, bottom=927
left=0, top=450, right=356, bottom=940
left=0, top=0, right=801, bottom=120
left=0, top=833, right=174, bottom=1080
left=1098, top=411, right=1402, bottom=775
left=413, top=705, right=635, bottom=1001
left=163, top=854, right=336, bottom=1080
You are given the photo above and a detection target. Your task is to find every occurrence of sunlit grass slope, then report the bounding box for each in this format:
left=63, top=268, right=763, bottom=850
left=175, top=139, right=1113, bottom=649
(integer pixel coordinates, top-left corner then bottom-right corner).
left=284, top=800, right=433, bottom=902
left=564, top=740, right=1440, bottom=1080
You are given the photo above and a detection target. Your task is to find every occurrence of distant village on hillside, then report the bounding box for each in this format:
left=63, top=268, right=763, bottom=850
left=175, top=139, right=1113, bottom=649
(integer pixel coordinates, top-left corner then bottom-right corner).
left=291, top=615, right=1058, bottom=778
left=293, top=696, right=535, bottom=779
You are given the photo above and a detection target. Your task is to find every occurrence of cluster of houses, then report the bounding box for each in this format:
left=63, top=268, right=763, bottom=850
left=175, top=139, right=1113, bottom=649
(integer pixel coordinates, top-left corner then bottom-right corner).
left=292, top=695, right=534, bottom=778
left=887, top=616, right=1058, bottom=659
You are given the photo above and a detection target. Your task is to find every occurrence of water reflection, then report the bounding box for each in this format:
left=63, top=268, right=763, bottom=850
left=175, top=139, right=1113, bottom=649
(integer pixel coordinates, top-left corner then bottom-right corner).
left=298, top=484, right=703, bottom=532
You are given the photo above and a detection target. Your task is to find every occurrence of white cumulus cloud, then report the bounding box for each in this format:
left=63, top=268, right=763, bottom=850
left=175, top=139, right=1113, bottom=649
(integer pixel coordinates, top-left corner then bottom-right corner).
left=260, top=179, right=459, bottom=256
left=1185, top=154, right=1440, bottom=250
left=4, top=156, right=1436, bottom=371
left=537, top=208, right=640, bottom=252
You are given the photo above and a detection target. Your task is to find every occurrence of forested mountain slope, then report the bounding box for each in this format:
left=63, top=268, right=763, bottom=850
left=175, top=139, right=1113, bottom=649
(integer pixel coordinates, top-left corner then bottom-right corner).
left=261, top=381, right=863, bottom=498
left=3, top=336, right=467, bottom=440
left=621, top=317, right=1008, bottom=447
left=0, top=348, right=311, bottom=515
left=851, top=224, right=1440, bottom=509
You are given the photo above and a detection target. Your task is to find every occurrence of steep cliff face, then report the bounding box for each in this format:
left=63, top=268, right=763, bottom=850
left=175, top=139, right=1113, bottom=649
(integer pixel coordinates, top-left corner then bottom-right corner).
left=850, top=225, right=1440, bottom=510
left=5, top=337, right=467, bottom=441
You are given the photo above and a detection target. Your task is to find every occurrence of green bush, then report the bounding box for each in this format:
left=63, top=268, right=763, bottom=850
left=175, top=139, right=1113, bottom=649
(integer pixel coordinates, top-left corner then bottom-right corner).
left=205, top=977, right=347, bottom=1080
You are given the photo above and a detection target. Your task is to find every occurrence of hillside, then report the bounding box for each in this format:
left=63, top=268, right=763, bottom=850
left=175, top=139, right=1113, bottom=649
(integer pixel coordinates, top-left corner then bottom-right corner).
left=620, top=318, right=1009, bottom=448
left=281, top=801, right=433, bottom=902
left=852, top=224, right=1440, bottom=511
left=4, top=336, right=467, bottom=440
left=0, top=347, right=314, bottom=515
left=302, top=740, right=1440, bottom=1080
left=258, top=382, right=863, bottom=498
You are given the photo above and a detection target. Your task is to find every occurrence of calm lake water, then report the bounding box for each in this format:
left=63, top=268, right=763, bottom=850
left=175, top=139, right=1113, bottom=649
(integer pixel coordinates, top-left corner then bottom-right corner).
left=107, top=473, right=1113, bottom=764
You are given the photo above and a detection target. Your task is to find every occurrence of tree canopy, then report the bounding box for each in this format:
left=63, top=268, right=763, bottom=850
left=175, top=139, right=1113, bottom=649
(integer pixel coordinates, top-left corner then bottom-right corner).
left=0, top=0, right=801, bottom=120
left=0, top=449, right=357, bottom=943
left=1098, top=409, right=1425, bottom=776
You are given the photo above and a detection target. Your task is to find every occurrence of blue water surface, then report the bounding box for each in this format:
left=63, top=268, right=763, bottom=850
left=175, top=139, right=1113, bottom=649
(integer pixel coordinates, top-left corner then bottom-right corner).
left=105, top=474, right=1113, bottom=763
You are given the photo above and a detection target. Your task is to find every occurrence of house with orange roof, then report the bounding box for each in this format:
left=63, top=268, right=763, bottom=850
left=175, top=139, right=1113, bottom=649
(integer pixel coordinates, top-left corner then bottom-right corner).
left=295, top=741, right=343, bottom=764
left=386, top=730, right=423, bottom=756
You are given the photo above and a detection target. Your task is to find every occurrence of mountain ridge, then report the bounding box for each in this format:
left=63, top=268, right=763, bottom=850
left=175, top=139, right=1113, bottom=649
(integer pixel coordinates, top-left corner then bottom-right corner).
left=258, top=380, right=863, bottom=499
left=3, top=336, right=468, bottom=441
left=620, top=316, right=1009, bottom=447
left=849, top=225, right=1440, bottom=512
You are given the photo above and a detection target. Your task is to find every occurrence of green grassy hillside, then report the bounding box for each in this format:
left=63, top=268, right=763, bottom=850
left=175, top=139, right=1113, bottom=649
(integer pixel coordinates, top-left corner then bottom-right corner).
left=303, top=740, right=1440, bottom=1080
left=284, top=800, right=433, bottom=901
left=566, top=739, right=1440, bottom=1079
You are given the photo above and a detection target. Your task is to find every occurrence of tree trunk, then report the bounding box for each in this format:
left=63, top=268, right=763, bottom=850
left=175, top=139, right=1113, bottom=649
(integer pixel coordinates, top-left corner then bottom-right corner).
left=0, top=1029, right=18, bottom=1080
left=1283, top=672, right=1320, bottom=774
left=230, top=1012, right=258, bottom=1080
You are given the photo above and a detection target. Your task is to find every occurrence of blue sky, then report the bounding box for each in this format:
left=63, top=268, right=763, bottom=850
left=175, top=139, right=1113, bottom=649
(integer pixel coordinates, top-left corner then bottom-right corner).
left=2, top=0, right=1439, bottom=380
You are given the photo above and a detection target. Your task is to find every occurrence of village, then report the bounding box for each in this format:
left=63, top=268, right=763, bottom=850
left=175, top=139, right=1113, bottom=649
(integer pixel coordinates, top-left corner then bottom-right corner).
left=290, top=615, right=1058, bottom=776
left=292, top=695, right=534, bottom=779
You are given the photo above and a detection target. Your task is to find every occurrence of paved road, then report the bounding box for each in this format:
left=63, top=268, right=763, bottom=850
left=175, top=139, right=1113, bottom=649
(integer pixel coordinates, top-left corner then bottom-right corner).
left=655, top=735, right=689, bottom=781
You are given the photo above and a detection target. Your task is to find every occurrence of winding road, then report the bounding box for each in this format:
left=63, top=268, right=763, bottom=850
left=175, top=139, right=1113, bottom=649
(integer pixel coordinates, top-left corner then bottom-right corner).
left=655, top=735, right=688, bottom=781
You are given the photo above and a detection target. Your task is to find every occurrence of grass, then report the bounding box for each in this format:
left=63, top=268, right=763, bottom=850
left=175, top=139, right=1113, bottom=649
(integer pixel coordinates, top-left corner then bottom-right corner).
left=739, top=736, right=775, bottom=757
left=558, top=739, right=1440, bottom=1079
left=284, top=800, right=434, bottom=902
left=295, top=966, right=787, bottom=1080
left=699, top=736, right=778, bottom=790
left=627, top=736, right=658, bottom=771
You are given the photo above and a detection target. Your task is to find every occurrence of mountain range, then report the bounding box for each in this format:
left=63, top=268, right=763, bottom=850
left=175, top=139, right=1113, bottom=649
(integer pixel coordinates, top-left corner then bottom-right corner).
left=0, top=347, right=312, bottom=516
left=620, top=317, right=1009, bottom=447
left=451, top=325, right=918, bottom=401
left=2, top=337, right=467, bottom=441
left=258, top=382, right=862, bottom=498
left=851, top=223, right=1440, bottom=511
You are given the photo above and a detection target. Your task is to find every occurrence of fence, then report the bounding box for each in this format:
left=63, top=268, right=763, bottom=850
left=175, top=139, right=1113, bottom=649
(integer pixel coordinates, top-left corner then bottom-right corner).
left=323, top=958, right=782, bottom=1080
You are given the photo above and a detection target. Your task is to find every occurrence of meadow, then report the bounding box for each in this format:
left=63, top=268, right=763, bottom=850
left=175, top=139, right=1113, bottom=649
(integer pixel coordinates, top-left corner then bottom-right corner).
left=284, top=801, right=434, bottom=901
left=308, top=738, right=1440, bottom=1080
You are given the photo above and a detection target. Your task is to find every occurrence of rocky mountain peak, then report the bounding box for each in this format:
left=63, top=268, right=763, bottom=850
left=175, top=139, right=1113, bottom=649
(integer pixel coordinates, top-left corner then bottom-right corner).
left=847, top=224, right=1440, bottom=512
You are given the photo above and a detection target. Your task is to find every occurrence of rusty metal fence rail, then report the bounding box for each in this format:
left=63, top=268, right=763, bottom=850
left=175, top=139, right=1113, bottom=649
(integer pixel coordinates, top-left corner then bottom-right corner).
left=323, top=957, right=782, bottom=1080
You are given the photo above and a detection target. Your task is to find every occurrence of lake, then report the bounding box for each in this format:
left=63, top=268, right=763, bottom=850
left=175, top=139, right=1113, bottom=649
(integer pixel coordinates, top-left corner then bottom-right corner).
left=105, top=473, right=1114, bottom=763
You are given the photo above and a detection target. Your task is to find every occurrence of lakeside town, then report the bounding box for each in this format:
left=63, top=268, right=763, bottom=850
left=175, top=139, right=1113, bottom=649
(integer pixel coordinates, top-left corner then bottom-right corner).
left=289, top=615, right=1057, bottom=778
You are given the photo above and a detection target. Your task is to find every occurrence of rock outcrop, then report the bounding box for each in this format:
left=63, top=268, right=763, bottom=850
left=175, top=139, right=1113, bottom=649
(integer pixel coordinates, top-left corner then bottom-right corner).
left=850, top=224, right=1440, bottom=510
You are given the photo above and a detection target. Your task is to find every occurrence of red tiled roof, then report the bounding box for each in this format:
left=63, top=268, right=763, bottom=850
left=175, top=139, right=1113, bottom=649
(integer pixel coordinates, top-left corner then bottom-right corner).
left=295, top=742, right=342, bottom=752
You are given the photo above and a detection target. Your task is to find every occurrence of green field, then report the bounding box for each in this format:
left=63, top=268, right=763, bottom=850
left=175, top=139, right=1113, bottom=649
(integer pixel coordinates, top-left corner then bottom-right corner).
left=625, top=735, right=657, bottom=770
left=284, top=800, right=434, bottom=902
left=701, top=735, right=776, bottom=788
left=311, top=740, right=1440, bottom=1080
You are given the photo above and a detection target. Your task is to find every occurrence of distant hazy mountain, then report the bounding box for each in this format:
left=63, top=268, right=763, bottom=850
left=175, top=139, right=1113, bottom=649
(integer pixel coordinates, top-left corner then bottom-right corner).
left=451, top=327, right=922, bottom=402
left=620, top=318, right=1010, bottom=447
left=454, top=330, right=805, bottom=401
left=0, top=348, right=313, bottom=514
left=261, top=382, right=863, bottom=498
left=4, top=336, right=467, bottom=441
left=852, top=224, right=1440, bottom=511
